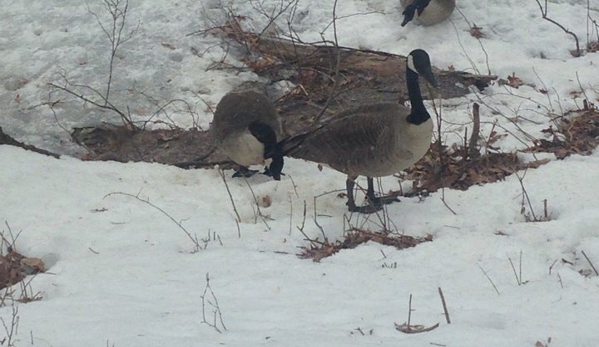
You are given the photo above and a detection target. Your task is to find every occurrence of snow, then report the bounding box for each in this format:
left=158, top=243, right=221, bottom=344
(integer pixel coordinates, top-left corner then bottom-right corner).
left=1, top=0, right=599, bottom=346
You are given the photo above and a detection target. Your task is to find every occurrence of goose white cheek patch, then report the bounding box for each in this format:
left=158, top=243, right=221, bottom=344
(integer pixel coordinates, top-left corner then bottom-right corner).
left=407, top=54, right=417, bottom=74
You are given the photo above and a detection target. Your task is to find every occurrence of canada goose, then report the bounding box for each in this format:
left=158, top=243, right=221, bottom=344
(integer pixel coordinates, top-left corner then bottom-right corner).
left=400, top=0, right=455, bottom=26
left=211, top=85, right=284, bottom=180
left=282, top=49, right=437, bottom=213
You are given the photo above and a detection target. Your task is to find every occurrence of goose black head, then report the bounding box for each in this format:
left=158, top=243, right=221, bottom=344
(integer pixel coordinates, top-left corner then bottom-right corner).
left=407, top=49, right=438, bottom=88
left=401, top=0, right=431, bottom=26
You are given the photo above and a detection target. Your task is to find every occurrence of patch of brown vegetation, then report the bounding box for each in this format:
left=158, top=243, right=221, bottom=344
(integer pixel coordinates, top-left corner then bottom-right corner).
left=0, top=247, right=45, bottom=291
left=402, top=141, right=548, bottom=194
left=528, top=108, right=599, bottom=159
left=298, top=229, right=432, bottom=262
left=403, top=105, right=599, bottom=195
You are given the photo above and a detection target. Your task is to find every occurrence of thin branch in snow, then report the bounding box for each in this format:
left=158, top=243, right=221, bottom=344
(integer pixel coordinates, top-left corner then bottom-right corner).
left=395, top=294, right=440, bottom=334
left=581, top=250, right=599, bottom=276
left=87, top=0, right=140, bottom=104
left=507, top=250, right=525, bottom=285
left=104, top=192, right=202, bottom=252
left=243, top=178, right=272, bottom=230
left=218, top=170, right=242, bottom=238
left=534, top=0, right=582, bottom=56
left=0, top=303, right=19, bottom=347
left=438, top=287, right=451, bottom=324
left=200, top=273, right=227, bottom=333
left=478, top=263, right=500, bottom=295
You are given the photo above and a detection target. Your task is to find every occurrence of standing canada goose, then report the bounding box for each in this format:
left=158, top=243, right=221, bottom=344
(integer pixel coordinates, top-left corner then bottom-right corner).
left=211, top=85, right=284, bottom=180
left=282, top=49, right=436, bottom=213
left=400, top=0, right=456, bottom=27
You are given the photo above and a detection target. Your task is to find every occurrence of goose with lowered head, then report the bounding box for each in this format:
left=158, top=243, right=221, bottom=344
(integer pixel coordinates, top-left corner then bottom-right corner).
left=211, top=83, right=284, bottom=180
left=401, top=0, right=456, bottom=27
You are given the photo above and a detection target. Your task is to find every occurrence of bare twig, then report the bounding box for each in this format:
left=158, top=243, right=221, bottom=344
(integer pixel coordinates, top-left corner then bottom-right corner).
left=507, top=252, right=523, bottom=285
left=313, top=0, right=341, bottom=125
left=49, top=73, right=136, bottom=129
left=454, top=7, right=492, bottom=75
left=218, top=169, right=242, bottom=229
left=478, top=263, right=500, bottom=295
left=581, top=250, right=599, bottom=276
left=438, top=287, right=451, bottom=324
left=296, top=200, right=311, bottom=241
left=395, top=294, right=440, bottom=334
left=104, top=191, right=201, bottom=252
left=429, top=94, right=456, bottom=216
left=50, top=0, right=139, bottom=129
left=88, top=0, right=140, bottom=103
left=535, top=0, right=581, bottom=56
left=243, top=179, right=272, bottom=230
left=407, top=294, right=413, bottom=327
left=468, top=103, right=481, bottom=159
left=200, top=273, right=227, bottom=333
left=0, top=304, right=19, bottom=347
left=548, top=258, right=558, bottom=275
left=516, top=170, right=537, bottom=221
left=440, top=188, right=457, bottom=216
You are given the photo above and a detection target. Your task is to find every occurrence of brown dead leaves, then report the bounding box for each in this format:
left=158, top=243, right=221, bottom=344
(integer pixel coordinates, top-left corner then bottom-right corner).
left=529, top=109, right=599, bottom=159
left=402, top=141, right=546, bottom=194
left=405, top=107, right=599, bottom=195
left=469, top=24, right=484, bottom=39
left=0, top=248, right=45, bottom=291
left=298, top=229, right=432, bottom=262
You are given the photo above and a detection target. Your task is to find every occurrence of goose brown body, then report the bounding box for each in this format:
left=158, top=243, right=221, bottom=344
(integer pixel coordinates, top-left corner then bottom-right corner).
left=286, top=103, right=432, bottom=179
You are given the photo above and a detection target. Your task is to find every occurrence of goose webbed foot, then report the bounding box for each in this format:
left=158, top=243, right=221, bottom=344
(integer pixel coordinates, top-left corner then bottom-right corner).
left=262, top=166, right=285, bottom=181
left=347, top=201, right=383, bottom=214
left=367, top=194, right=401, bottom=207
left=345, top=177, right=399, bottom=213
left=347, top=195, right=399, bottom=214
left=232, top=166, right=259, bottom=178
left=366, top=177, right=400, bottom=206
left=262, top=155, right=284, bottom=181
left=346, top=177, right=394, bottom=214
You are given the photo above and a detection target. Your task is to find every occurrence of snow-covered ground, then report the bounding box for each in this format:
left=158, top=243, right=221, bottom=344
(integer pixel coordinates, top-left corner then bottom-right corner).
left=2, top=0, right=599, bottom=346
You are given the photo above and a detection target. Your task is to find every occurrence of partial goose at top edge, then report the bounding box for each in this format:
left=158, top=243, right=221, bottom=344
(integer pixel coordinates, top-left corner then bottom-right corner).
left=401, top=0, right=456, bottom=27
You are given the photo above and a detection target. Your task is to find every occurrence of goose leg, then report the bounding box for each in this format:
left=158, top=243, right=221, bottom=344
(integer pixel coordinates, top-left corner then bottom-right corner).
left=262, top=154, right=284, bottom=181
left=366, top=177, right=400, bottom=207
left=232, top=166, right=259, bottom=178
left=346, top=177, right=382, bottom=214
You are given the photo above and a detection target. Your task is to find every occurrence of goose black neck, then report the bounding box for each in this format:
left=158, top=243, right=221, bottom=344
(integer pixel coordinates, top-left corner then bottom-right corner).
left=406, top=68, right=430, bottom=125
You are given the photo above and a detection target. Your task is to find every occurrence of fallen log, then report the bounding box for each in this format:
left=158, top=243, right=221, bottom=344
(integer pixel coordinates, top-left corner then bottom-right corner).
left=211, top=18, right=497, bottom=135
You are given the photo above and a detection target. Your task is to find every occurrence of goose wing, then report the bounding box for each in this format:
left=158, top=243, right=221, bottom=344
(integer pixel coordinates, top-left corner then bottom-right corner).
left=284, top=103, right=411, bottom=175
